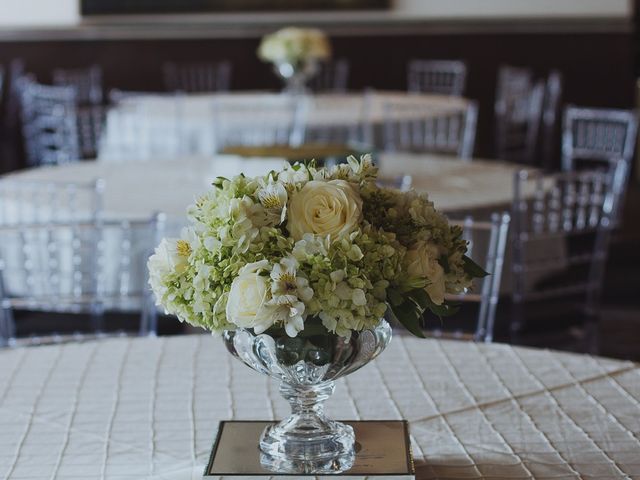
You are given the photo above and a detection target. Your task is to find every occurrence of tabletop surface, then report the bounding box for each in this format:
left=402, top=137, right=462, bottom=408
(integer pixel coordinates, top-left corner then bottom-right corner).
left=0, top=334, right=638, bottom=479
left=2, top=154, right=521, bottom=226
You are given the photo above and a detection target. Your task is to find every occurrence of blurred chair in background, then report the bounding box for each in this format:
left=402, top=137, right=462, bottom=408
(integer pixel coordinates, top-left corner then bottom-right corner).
left=213, top=94, right=309, bottom=150
left=0, top=177, right=162, bottom=346
left=52, top=65, right=106, bottom=158
left=495, top=65, right=545, bottom=166
left=562, top=106, right=638, bottom=174
left=52, top=64, right=103, bottom=106
left=163, top=61, right=232, bottom=93
left=510, top=168, right=624, bottom=352
left=308, top=59, right=350, bottom=93
left=382, top=100, right=478, bottom=159
left=101, top=92, right=190, bottom=160
left=417, top=212, right=510, bottom=342
left=0, top=64, right=5, bottom=111
left=562, top=106, right=638, bottom=225
left=19, top=78, right=81, bottom=166
left=407, top=60, right=468, bottom=96
left=540, top=70, right=563, bottom=171
left=302, top=92, right=371, bottom=147
left=3, top=59, right=26, bottom=131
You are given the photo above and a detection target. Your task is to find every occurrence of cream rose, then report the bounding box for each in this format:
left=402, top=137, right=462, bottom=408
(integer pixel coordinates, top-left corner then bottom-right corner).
left=225, top=260, right=271, bottom=330
left=287, top=180, right=362, bottom=241
left=405, top=241, right=446, bottom=305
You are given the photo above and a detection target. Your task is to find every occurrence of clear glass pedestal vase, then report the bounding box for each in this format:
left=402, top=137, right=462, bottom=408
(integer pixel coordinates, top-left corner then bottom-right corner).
left=273, top=59, right=319, bottom=96
left=223, top=319, right=392, bottom=474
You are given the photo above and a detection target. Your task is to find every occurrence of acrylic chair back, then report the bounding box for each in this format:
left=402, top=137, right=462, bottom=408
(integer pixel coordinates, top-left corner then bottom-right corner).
left=19, top=79, right=81, bottom=166
left=163, top=61, right=232, bottom=93
left=302, top=92, right=372, bottom=147
left=383, top=100, right=478, bottom=159
left=424, top=212, right=510, bottom=343
left=0, top=178, right=104, bottom=226
left=101, top=91, right=190, bottom=160
left=52, top=64, right=103, bottom=105
left=0, top=212, right=164, bottom=347
left=510, top=168, right=621, bottom=337
left=561, top=106, right=638, bottom=172
left=212, top=94, right=309, bottom=150
left=540, top=71, right=563, bottom=171
left=308, top=59, right=350, bottom=93
left=494, top=65, right=544, bottom=165
left=407, top=60, right=467, bottom=96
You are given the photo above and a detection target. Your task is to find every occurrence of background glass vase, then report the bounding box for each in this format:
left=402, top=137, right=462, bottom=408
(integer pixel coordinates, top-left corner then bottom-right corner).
left=274, top=59, right=320, bottom=94
left=223, top=318, right=392, bottom=474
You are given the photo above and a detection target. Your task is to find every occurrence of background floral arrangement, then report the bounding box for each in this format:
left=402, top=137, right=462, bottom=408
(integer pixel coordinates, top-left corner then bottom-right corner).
left=148, top=155, right=486, bottom=339
left=257, top=27, right=331, bottom=67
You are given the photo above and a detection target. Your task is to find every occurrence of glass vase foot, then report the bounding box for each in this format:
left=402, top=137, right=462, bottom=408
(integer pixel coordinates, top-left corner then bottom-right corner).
left=258, top=381, right=355, bottom=471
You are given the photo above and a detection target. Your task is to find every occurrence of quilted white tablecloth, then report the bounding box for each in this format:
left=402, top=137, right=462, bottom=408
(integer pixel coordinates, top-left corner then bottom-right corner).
left=0, top=334, right=638, bottom=479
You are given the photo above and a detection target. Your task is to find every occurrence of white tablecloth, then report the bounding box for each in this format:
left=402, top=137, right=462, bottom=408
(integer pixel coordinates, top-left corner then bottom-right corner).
left=98, top=91, right=470, bottom=160
left=3, top=154, right=522, bottom=233
left=0, top=334, right=638, bottom=479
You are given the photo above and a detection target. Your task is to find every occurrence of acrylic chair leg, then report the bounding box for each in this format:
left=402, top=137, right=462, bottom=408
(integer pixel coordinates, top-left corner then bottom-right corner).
left=90, top=304, right=105, bottom=334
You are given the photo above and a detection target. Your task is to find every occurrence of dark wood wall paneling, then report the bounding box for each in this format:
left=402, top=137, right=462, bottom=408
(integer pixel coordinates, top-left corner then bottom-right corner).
left=0, top=31, right=635, bottom=171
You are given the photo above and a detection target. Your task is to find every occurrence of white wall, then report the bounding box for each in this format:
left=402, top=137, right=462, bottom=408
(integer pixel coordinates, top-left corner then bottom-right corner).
left=0, top=0, right=632, bottom=27
left=0, top=0, right=79, bottom=26
left=393, top=0, right=632, bottom=19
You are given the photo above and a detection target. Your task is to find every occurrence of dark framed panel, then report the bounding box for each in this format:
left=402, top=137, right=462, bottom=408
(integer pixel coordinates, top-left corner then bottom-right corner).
left=81, top=0, right=389, bottom=15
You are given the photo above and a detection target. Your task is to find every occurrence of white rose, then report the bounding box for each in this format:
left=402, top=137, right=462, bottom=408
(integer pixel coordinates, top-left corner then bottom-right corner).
left=287, top=179, right=362, bottom=241
left=405, top=241, right=446, bottom=305
left=225, top=260, right=271, bottom=330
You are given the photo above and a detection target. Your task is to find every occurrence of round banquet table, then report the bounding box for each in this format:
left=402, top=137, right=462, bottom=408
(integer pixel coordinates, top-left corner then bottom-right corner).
left=3, top=153, right=524, bottom=233
left=0, top=334, right=638, bottom=479
left=98, top=91, right=471, bottom=161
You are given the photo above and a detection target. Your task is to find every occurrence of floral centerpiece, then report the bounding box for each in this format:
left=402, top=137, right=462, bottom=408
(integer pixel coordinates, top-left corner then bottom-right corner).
left=257, top=27, right=331, bottom=93
left=148, top=155, right=486, bottom=473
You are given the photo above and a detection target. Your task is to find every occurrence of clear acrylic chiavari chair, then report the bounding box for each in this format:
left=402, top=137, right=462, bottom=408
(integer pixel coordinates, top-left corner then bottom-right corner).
left=213, top=94, right=309, bottom=150
left=0, top=213, right=164, bottom=347
left=0, top=178, right=104, bottom=226
left=302, top=92, right=372, bottom=147
left=308, top=59, right=350, bottom=93
left=420, top=212, right=510, bottom=343
left=407, top=60, right=468, bottom=97
left=510, top=167, right=624, bottom=351
left=494, top=65, right=544, bottom=165
left=163, top=61, right=232, bottom=93
left=382, top=100, right=479, bottom=159
left=19, top=78, right=81, bottom=166
left=540, top=70, right=563, bottom=171
left=561, top=106, right=638, bottom=226
left=561, top=106, right=638, bottom=173
left=101, top=91, right=190, bottom=160
left=52, top=64, right=103, bottom=106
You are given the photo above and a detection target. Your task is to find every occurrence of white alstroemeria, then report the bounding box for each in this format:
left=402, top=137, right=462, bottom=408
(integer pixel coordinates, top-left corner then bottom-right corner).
left=292, top=233, right=330, bottom=261
left=257, top=178, right=288, bottom=225
left=278, top=166, right=309, bottom=189
left=258, top=294, right=306, bottom=337
left=270, top=257, right=314, bottom=302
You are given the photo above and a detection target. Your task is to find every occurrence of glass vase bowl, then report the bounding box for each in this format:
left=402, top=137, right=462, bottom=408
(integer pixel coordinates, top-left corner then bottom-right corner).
left=222, top=318, right=392, bottom=474
left=273, top=58, right=320, bottom=95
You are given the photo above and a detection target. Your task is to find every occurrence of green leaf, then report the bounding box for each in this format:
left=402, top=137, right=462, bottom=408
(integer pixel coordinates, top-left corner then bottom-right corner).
left=427, top=302, right=460, bottom=318
left=463, top=255, right=489, bottom=278
left=389, top=300, right=425, bottom=338
left=387, top=288, right=405, bottom=307
left=407, top=288, right=431, bottom=311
